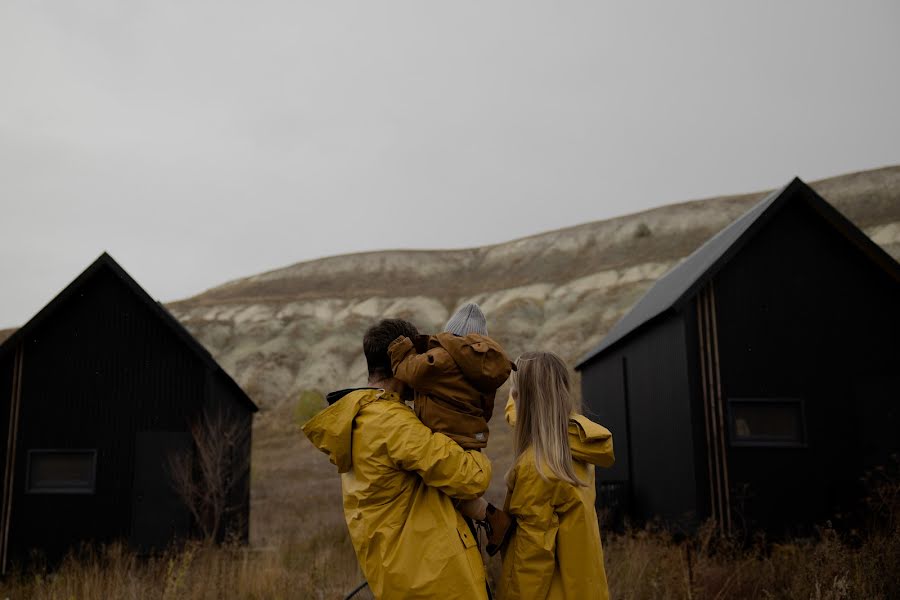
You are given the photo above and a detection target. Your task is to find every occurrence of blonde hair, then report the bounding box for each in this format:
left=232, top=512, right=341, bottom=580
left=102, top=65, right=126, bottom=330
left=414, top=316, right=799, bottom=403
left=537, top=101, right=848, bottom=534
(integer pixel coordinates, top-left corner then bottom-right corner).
left=511, top=351, right=586, bottom=487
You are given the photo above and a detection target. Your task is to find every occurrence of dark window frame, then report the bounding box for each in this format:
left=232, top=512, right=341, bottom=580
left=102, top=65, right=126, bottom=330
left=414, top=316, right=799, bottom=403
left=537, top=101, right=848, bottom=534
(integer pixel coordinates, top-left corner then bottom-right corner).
left=727, top=398, right=808, bottom=448
left=25, top=449, right=98, bottom=495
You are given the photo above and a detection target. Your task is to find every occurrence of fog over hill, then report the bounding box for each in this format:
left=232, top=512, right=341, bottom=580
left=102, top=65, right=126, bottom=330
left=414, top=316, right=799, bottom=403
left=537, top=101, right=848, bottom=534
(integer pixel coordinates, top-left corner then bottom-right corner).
left=169, top=165, right=900, bottom=431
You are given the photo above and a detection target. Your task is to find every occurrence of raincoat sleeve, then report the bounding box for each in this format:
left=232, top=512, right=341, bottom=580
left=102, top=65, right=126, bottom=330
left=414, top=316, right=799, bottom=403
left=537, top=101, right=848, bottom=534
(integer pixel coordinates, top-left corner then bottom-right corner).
left=388, top=336, right=449, bottom=394
left=504, top=393, right=517, bottom=427
left=381, top=402, right=492, bottom=499
left=503, top=465, right=562, bottom=599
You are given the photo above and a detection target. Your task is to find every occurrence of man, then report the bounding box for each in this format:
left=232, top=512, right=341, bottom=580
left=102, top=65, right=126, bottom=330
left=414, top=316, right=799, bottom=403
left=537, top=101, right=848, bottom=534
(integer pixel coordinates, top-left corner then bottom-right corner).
left=303, top=318, right=492, bottom=600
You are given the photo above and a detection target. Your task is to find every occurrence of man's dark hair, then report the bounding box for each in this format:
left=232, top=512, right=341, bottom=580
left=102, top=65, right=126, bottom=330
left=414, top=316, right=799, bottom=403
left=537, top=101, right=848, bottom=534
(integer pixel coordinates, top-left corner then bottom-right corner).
left=363, top=318, right=419, bottom=381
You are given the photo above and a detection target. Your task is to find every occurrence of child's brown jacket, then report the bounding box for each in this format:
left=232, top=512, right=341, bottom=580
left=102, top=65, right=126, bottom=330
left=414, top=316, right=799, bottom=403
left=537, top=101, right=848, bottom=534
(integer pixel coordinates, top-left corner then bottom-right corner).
left=388, top=332, right=515, bottom=449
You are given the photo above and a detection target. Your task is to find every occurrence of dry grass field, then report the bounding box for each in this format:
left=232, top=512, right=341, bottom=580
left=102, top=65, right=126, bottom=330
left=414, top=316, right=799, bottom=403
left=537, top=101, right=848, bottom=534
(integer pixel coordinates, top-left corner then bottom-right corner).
left=3, top=503, right=897, bottom=599
left=3, top=409, right=898, bottom=600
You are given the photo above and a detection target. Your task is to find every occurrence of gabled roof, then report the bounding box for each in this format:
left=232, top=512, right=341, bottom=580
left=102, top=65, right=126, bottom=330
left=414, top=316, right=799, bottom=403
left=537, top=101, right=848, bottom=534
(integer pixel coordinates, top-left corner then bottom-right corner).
left=0, top=252, right=257, bottom=413
left=576, top=177, right=900, bottom=369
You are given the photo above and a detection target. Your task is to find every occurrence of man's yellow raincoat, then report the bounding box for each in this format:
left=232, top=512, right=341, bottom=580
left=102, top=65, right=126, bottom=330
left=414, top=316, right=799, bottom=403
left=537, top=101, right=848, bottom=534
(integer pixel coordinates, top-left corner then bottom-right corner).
left=499, top=397, right=614, bottom=600
left=302, top=388, right=492, bottom=600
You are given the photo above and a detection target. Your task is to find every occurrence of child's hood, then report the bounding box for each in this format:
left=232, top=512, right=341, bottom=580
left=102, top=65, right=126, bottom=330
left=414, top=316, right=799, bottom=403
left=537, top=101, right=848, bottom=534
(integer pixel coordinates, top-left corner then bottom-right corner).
left=434, top=332, right=515, bottom=392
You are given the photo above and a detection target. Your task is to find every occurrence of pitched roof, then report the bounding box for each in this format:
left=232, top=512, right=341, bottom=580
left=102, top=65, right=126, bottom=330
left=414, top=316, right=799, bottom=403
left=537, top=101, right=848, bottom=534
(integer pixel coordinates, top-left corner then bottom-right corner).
left=0, top=252, right=257, bottom=413
left=575, top=177, right=900, bottom=369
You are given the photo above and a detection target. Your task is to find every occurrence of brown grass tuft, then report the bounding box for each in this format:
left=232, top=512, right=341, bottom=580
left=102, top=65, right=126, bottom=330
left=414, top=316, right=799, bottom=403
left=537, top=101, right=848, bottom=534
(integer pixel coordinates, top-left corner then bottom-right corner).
left=5, top=438, right=897, bottom=599
left=4, top=518, right=896, bottom=600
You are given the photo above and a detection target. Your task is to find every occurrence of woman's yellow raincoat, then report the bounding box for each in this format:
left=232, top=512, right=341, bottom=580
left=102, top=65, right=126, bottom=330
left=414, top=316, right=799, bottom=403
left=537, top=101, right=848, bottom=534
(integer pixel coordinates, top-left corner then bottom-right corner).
left=302, top=388, right=492, bottom=600
left=500, top=397, right=614, bottom=599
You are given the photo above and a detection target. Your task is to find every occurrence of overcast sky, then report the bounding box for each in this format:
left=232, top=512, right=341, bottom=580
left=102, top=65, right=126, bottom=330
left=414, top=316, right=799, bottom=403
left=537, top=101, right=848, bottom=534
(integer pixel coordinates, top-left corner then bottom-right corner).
left=2, top=2, right=899, bottom=328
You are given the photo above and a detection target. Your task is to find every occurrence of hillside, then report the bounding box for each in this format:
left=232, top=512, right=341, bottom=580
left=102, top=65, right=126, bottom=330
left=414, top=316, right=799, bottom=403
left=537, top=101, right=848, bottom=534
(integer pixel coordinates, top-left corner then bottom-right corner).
left=164, top=165, right=900, bottom=543
left=170, top=166, right=900, bottom=419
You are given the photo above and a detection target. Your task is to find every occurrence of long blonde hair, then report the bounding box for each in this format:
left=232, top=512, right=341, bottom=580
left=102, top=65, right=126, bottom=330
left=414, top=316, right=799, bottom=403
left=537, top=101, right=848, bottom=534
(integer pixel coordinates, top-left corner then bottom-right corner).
left=511, top=351, right=586, bottom=487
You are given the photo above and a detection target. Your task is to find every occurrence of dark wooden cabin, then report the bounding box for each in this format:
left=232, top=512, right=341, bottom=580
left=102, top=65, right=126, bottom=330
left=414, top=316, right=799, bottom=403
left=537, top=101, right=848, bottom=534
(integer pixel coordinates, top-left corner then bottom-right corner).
left=576, top=178, right=900, bottom=535
left=0, top=253, right=257, bottom=572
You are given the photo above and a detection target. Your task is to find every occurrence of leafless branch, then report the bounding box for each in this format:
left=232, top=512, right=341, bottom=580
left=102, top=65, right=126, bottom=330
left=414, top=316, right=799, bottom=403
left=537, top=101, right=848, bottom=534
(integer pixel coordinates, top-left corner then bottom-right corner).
left=167, top=408, right=250, bottom=544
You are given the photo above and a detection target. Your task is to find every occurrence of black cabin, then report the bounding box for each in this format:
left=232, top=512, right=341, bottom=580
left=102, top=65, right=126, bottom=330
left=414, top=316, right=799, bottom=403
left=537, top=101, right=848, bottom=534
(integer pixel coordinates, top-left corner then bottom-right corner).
left=576, top=178, right=900, bottom=535
left=0, top=253, right=257, bottom=572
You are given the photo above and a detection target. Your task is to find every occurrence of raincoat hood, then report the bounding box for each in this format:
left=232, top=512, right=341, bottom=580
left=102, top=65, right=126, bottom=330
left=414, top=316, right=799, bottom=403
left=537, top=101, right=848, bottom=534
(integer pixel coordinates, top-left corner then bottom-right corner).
left=303, top=388, right=386, bottom=474
left=569, top=414, right=614, bottom=466
left=433, top=332, right=515, bottom=392
left=504, top=394, right=615, bottom=468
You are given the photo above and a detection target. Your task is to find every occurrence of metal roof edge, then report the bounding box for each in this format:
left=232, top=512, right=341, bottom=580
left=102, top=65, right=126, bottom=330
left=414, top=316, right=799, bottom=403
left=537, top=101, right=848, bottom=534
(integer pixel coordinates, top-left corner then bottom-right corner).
left=574, top=178, right=804, bottom=370
left=0, top=253, right=112, bottom=360
left=574, top=308, right=676, bottom=370
left=800, top=184, right=900, bottom=285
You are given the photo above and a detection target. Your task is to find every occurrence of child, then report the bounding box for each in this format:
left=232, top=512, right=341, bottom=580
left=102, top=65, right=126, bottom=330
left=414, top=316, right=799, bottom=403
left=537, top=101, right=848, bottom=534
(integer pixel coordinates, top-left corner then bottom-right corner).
left=388, top=302, right=514, bottom=554
left=499, top=351, right=614, bottom=599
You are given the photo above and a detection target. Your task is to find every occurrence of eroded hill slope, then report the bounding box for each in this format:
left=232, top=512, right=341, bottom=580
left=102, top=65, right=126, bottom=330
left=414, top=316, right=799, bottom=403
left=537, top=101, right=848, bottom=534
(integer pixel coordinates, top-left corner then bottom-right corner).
left=170, top=166, right=900, bottom=429
left=166, top=166, right=900, bottom=541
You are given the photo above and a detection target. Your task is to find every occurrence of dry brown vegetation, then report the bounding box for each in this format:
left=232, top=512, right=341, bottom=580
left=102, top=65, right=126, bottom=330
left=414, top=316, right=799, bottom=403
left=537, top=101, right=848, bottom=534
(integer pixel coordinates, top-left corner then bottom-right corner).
left=3, top=512, right=897, bottom=599
left=168, top=409, right=251, bottom=544
left=4, top=447, right=897, bottom=599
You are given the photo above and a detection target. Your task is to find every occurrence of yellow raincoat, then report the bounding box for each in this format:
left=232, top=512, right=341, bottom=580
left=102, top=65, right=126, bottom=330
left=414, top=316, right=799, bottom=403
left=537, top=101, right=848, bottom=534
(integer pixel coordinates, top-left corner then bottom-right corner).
left=499, top=396, right=614, bottom=600
left=302, top=388, right=492, bottom=600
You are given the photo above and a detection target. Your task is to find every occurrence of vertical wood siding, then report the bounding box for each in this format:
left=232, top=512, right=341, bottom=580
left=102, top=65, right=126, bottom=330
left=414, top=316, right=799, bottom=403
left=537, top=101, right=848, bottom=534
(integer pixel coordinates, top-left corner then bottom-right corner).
left=714, top=198, right=900, bottom=534
left=582, top=312, right=697, bottom=527
left=2, top=265, right=253, bottom=566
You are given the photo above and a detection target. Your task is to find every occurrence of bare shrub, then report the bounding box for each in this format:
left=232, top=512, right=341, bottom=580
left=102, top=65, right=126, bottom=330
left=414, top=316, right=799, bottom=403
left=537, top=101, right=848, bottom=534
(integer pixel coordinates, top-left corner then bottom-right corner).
left=168, top=409, right=250, bottom=544
left=634, top=222, right=652, bottom=238
left=861, top=455, right=900, bottom=533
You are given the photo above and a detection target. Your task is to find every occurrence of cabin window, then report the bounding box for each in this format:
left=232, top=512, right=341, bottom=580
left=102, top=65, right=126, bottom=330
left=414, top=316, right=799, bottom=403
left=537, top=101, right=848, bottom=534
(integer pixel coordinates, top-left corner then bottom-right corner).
left=26, top=450, right=97, bottom=494
left=728, top=398, right=806, bottom=447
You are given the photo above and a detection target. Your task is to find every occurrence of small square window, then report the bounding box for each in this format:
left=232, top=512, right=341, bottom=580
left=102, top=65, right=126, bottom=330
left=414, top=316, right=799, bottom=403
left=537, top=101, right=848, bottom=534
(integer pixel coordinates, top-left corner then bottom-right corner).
left=728, top=399, right=806, bottom=447
left=26, top=450, right=97, bottom=494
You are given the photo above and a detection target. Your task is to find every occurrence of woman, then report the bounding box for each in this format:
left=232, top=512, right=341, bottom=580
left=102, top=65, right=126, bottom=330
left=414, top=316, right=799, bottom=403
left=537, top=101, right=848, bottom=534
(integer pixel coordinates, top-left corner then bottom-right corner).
left=499, top=351, right=615, bottom=600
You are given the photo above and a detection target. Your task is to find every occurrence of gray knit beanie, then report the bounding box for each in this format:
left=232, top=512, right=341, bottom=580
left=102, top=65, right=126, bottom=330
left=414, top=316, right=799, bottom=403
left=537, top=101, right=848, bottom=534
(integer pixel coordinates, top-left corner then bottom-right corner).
left=444, top=303, right=488, bottom=336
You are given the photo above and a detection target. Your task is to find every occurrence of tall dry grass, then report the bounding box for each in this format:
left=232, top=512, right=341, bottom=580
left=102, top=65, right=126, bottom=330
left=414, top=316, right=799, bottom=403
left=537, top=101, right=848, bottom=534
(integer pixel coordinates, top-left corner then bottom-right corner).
left=1, top=523, right=367, bottom=600
left=5, top=418, right=896, bottom=599
left=4, top=510, right=896, bottom=600
left=601, top=520, right=899, bottom=600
